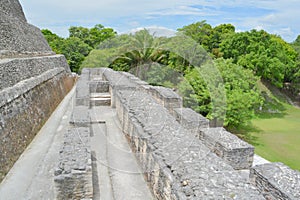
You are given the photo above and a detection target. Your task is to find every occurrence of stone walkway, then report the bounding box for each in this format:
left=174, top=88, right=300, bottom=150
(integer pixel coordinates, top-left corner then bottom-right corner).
left=90, top=107, right=153, bottom=200
left=0, top=88, right=153, bottom=200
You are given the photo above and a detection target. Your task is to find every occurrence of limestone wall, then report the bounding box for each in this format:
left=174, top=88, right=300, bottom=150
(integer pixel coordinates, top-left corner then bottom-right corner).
left=0, top=0, right=75, bottom=182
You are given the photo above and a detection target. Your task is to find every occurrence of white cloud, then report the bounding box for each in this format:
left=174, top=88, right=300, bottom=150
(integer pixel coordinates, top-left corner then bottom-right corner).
left=19, top=0, right=300, bottom=41
left=126, top=26, right=176, bottom=37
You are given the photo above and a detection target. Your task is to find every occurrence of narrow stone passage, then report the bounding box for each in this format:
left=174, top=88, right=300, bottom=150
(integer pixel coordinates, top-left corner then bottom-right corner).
left=0, top=87, right=153, bottom=199
left=90, top=106, right=154, bottom=200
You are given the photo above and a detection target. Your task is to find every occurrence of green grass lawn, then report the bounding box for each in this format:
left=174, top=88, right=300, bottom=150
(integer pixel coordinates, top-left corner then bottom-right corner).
left=247, top=103, right=300, bottom=170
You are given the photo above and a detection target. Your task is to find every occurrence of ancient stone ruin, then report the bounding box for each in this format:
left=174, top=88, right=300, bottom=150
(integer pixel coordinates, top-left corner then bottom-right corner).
left=1, top=1, right=300, bottom=199
left=58, top=68, right=298, bottom=199
left=0, top=0, right=74, bottom=181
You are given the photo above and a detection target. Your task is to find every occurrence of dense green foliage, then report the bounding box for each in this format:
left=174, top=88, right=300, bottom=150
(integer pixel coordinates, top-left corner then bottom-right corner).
left=42, top=21, right=300, bottom=129
left=220, top=30, right=298, bottom=87
left=180, top=59, right=262, bottom=127
left=42, top=24, right=116, bottom=72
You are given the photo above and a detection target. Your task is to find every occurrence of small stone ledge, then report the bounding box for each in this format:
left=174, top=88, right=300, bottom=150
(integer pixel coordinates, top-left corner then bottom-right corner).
left=250, top=162, right=300, bottom=200
left=54, top=127, right=93, bottom=200
left=200, top=127, right=254, bottom=170
left=173, top=108, right=209, bottom=132
left=0, top=67, right=65, bottom=108
left=0, top=55, right=70, bottom=90
left=69, top=106, right=90, bottom=127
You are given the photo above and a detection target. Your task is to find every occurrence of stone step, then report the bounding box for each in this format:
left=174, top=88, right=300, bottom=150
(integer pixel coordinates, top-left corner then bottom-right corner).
left=90, top=93, right=111, bottom=98
left=90, top=93, right=111, bottom=106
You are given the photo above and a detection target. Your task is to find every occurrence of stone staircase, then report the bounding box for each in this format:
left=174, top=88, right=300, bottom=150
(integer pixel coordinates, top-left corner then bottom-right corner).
left=90, top=93, right=111, bottom=106
left=89, top=75, right=111, bottom=107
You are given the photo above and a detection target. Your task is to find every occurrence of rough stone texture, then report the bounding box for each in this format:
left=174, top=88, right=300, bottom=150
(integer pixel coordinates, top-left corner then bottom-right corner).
left=149, top=86, right=183, bottom=114
left=56, top=68, right=300, bottom=199
left=102, top=68, right=137, bottom=107
left=0, top=0, right=26, bottom=22
left=69, top=106, right=91, bottom=127
left=250, top=162, right=300, bottom=200
left=54, top=127, right=93, bottom=200
left=200, top=127, right=254, bottom=170
left=75, top=70, right=90, bottom=106
left=0, top=72, right=74, bottom=182
left=0, top=0, right=52, bottom=55
left=89, top=81, right=109, bottom=93
left=173, top=108, right=209, bottom=132
left=0, top=55, right=70, bottom=90
left=115, top=89, right=264, bottom=199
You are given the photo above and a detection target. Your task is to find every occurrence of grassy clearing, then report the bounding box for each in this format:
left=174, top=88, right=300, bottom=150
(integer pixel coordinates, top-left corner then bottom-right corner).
left=250, top=103, right=300, bottom=170
left=234, top=81, right=300, bottom=171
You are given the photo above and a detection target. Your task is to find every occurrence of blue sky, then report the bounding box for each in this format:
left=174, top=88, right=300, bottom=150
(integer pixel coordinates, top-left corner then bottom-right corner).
left=19, top=0, right=300, bottom=42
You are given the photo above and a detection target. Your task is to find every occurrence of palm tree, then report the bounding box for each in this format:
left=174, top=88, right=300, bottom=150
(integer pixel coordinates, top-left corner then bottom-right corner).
left=113, top=29, right=167, bottom=79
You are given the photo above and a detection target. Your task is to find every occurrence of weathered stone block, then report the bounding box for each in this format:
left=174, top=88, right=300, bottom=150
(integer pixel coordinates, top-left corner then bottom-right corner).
left=75, top=79, right=90, bottom=106
left=0, top=2, right=52, bottom=54
left=0, top=55, right=70, bottom=90
left=200, top=127, right=254, bottom=169
left=149, top=86, right=182, bottom=114
left=250, top=162, right=300, bottom=200
left=173, top=108, right=209, bottom=133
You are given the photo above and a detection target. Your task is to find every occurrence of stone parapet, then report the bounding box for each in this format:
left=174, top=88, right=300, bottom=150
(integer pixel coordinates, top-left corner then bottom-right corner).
left=70, top=106, right=91, bottom=127
left=250, top=162, right=300, bottom=200
left=102, top=68, right=137, bottom=107
left=115, top=89, right=264, bottom=199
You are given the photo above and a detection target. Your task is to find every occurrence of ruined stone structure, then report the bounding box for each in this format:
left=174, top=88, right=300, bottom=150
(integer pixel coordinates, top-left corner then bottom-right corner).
left=1, top=1, right=300, bottom=199
left=0, top=0, right=74, bottom=181
left=54, top=68, right=299, bottom=199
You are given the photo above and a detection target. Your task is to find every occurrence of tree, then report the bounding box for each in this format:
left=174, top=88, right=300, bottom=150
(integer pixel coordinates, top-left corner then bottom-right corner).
left=60, top=37, right=92, bottom=73
left=220, top=30, right=298, bottom=87
left=69, top=24, right=116, bottom=48
left=42, top=25, right=116, bottom=73
left=210, top=24, right=235, bottom=57
left=177, top=20, right=213, bottom=51
left=111, top=29, right=167, bottom=78
left=41, top=29, right=64, bottom=54
left=179, top=58, right=262, bottom=127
